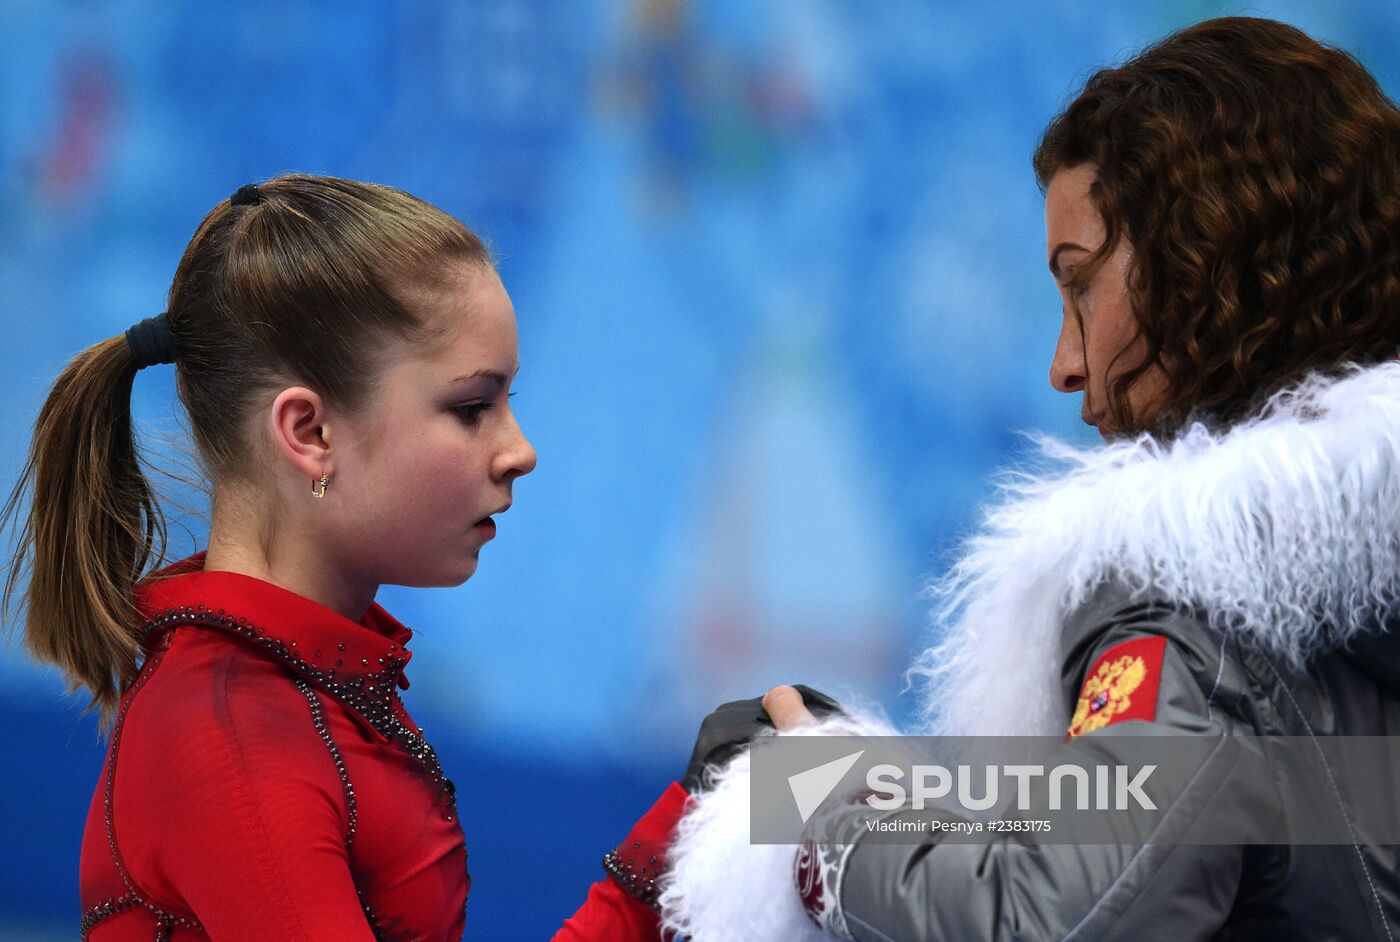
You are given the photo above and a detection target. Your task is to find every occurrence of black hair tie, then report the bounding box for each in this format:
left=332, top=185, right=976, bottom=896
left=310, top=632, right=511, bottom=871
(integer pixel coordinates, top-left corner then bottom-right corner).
left=125, top=312, right=176, bottom=369
left=230, top=183, right=263, bottom=206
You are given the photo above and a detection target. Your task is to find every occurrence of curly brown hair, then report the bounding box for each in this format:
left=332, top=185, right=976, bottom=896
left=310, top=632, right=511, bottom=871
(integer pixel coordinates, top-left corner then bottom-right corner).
left=1033, top=16, right=1400, bottom=434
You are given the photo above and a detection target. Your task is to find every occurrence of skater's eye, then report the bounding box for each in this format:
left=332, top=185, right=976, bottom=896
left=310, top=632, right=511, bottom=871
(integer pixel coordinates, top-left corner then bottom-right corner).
left=453, top=402, right=492, bottom=426
left=453, top=392, right=515, bottom=427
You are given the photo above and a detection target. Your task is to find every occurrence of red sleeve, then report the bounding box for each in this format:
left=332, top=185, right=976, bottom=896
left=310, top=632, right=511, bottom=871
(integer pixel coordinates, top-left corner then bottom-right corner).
left=117, top=654, right=377, bottom=940
left=552, top=782, right=690, bottom=941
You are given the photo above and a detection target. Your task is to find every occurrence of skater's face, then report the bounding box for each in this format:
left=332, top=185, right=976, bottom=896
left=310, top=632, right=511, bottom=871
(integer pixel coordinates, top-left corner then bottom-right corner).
left=1045, top=163, right=1170, bottom=438
left=270, top=262, right=538, bottom=591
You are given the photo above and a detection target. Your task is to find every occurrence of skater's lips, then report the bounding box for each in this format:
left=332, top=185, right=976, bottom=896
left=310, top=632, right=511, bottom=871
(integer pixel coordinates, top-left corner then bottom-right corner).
left=475, top=502, right=511, bottom=525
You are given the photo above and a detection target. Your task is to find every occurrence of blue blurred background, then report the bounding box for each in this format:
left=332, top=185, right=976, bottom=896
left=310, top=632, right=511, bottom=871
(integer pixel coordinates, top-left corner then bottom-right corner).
left=4, top=1, right=1399, bottom=938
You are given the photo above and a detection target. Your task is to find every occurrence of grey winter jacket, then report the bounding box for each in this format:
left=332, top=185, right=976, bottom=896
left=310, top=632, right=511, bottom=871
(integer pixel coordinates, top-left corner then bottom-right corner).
left=833, top=578, right=1400, bottom=941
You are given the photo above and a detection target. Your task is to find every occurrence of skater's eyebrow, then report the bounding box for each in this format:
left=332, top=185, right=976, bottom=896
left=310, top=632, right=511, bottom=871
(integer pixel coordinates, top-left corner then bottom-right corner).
left=448, top=365, right=521, bottom=389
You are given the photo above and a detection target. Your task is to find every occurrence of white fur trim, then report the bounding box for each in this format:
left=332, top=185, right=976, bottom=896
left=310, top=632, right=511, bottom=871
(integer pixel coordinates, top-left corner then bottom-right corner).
left=659, top=711, right=896, bottom=941
left=914, top=360, right=1400, bottom=736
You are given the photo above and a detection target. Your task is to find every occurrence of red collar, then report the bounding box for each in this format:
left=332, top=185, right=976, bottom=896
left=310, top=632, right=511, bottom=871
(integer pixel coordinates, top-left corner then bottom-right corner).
left=134, top=551, right=414, bottom=694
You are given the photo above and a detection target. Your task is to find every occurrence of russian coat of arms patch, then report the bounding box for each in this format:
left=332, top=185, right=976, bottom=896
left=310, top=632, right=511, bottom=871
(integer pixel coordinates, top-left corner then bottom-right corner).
left=1067, top=634, right=1167, bottom=738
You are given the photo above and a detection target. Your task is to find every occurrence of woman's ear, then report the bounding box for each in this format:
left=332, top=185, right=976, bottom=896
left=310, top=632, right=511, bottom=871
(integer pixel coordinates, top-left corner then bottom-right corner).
left=268, top=386, right=332, bottom=482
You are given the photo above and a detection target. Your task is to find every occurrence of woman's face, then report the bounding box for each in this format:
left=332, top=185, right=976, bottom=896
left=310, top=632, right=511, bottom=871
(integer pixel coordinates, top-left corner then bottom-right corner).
left=320, top=263, right=537, bottom=589
left=1045, top=163, right=1170, bottom=438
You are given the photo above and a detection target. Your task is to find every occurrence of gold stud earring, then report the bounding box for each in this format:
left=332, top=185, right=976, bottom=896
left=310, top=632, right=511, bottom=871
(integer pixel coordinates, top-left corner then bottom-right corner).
left=312, top=471, right=329, bottom=499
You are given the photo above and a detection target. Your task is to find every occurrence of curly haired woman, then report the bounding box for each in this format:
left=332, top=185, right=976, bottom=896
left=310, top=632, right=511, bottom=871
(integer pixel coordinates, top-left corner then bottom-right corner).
left=661, top=16, right=1400, bottom=941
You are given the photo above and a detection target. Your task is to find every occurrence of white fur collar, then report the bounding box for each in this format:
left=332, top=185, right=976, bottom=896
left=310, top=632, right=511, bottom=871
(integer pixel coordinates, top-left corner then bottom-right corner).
left=912, top=358, right=1400, bottom=737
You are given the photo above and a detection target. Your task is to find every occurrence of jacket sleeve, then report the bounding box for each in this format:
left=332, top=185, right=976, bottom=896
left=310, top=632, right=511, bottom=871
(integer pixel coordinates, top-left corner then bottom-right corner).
left=829, top=587, right=1262, bottom=942
left=117, top=662, right=378, bottom=941
left=553, top=782, right=689, bottom=941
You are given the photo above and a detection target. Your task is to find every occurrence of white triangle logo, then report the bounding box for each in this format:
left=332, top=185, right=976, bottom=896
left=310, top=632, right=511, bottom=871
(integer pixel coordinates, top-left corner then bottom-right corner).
left=787, top=750, right=866, bottom=824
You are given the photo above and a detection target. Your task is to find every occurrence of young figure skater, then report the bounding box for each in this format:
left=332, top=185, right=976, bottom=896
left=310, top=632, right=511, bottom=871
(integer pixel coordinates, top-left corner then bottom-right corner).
left=663, top=17, right=1400, bottom=940
left=3, top=175, right=695, bottom=940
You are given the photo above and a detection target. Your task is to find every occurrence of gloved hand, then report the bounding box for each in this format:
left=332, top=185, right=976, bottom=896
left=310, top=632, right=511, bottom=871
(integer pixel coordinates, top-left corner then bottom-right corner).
left=681, top=684, right=844, bottom=793
left=602, top=686, right=845, bottom=913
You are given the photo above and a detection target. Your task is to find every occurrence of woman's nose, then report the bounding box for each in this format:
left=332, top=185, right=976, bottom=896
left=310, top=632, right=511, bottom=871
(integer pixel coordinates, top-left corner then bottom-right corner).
left=1049, top=317, right=1087, bottom=393
left=512, top=435, right=538, bottom=478
left=497, top=415, right=537, bottom=481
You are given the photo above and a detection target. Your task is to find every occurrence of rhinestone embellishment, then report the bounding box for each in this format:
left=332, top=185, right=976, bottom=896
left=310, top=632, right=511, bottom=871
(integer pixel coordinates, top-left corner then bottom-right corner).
left=602, top=844, right=664, bottom=913
left=294, top=677, right=359, bottom=847
left=138, top=606, right=458, bottom=818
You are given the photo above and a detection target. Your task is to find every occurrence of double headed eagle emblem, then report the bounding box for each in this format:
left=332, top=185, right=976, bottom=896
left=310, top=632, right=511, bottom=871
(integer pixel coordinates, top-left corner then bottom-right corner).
left=1068, top=653, right=1148, bottom=738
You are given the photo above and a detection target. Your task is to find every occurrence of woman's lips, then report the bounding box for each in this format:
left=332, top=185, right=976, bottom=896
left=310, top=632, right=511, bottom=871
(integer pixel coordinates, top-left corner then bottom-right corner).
left=473, top=517, right=497, bottom=539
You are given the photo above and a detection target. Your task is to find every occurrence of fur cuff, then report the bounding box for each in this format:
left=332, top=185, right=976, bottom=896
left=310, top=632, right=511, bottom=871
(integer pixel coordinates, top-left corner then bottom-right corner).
left=658, top=710, right=895, bottom=941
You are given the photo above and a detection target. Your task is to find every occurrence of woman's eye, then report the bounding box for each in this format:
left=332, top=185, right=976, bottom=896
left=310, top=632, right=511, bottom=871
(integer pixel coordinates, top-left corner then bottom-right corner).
left=453, top=403, right=492, bottom=426
left=452, top=392, right=515, bottom=427
left=1063, top=276, right=1092, bottom=310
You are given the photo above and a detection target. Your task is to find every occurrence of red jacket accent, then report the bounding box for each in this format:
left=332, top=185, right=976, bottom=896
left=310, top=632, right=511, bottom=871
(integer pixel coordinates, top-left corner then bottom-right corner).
left=78, top=553, right=682, bottom=940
